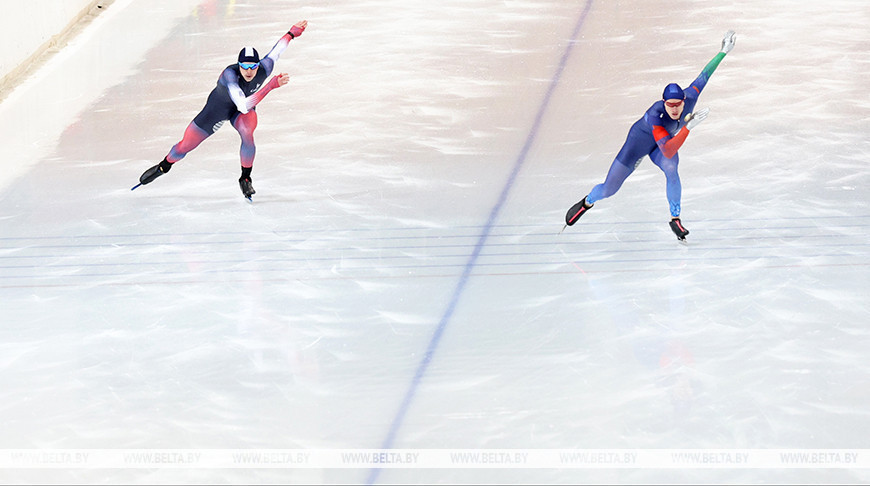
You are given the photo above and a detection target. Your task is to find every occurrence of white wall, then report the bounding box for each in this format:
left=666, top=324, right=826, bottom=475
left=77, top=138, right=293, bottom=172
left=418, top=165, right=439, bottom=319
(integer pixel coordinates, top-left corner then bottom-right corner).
left=0, top=0, right=101, bottom=83
left=0, top=0, right=205, bottom=192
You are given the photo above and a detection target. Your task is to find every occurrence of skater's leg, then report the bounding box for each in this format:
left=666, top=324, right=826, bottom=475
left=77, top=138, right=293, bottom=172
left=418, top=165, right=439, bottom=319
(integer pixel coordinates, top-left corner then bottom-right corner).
left=565, top=156, right=638, bottom=225
left=650, top=149, right=681, bottom=217
left=564, top=123, right=653, bottom=226
left=137, top=121, right=211, bottom=186
left=651, top=149, right=689, bottom=239
left=166, top=121, right=212, bottom=163
left=233, top=111, right=258, bottom=198
left=232, top=110, right=258, bottom=169
left=587, top=158, right=636, bottom=204
left=586, top=124, right=653, bottom=205
left=170, top=89, right=229, bottom=163
left=166, top=122, right=211, bottom=165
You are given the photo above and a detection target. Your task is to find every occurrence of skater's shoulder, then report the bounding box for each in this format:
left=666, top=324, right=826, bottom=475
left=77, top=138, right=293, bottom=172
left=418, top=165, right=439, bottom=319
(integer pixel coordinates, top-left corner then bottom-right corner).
left=217, top=65, right=241, bottom=85
left=646, top=99, right=666, bottom=115
left=642, top=101, right=668, bottom=126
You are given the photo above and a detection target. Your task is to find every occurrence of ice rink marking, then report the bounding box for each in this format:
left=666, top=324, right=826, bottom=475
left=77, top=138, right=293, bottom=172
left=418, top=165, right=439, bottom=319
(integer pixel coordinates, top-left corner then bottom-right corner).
left=366, top=1, right=596, bottom=484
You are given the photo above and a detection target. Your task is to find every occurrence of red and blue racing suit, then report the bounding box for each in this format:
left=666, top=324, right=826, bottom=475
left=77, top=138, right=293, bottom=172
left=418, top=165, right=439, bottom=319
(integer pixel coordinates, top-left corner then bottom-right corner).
left=165, top=32, right=295, bottom=169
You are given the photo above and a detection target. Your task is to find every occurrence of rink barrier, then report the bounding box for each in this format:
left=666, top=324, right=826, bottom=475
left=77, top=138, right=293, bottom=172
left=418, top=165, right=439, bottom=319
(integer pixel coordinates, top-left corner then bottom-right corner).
left=0, top=0, right=109, bottom=100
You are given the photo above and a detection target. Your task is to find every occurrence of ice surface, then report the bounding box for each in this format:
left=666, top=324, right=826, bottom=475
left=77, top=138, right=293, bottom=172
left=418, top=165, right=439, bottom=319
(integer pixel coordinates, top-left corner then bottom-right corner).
left=0, top=0, right=868, bottom=484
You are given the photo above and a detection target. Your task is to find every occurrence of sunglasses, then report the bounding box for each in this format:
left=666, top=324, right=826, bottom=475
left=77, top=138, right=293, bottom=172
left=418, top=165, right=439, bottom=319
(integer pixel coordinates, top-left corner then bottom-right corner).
left=665, top=100, right=684, bottom=108
left=239, top=62, right=260, bottom=70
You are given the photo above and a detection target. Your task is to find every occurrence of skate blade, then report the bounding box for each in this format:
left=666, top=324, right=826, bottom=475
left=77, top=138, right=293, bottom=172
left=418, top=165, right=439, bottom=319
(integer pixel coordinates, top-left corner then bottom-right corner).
left=558, top=224, right=567, bottom=235
left=131, top=183, right=142, bottom=191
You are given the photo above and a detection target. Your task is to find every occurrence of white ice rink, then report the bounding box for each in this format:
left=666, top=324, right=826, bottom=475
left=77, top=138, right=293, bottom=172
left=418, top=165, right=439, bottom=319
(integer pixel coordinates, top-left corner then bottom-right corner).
left=1, top=0, right=868, bottom=484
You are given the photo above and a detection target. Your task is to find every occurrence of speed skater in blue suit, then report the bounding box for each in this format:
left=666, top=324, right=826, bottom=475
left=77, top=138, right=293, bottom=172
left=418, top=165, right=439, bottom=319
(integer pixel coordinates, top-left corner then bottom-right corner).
left=564, top=31, right=737, bottom=241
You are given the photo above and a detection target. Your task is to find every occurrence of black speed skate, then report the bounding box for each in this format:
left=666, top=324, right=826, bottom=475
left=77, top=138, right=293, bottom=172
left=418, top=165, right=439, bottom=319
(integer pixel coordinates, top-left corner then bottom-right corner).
left=565, top=197, right=593, bottom=225
left=669, top=217, right=690, bottom=241
left=239, top=167, right=256, bottom=201
left=559, top=197, right=594, bottom=234
left=133, top=158, right=172, bottom=190
left=239, top=176, right=256, bottom=200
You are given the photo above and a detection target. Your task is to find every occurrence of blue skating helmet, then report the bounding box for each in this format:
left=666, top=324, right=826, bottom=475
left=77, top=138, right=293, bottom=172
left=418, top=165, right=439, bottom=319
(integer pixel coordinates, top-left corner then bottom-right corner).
left=662, top=83, right=685, bottom=101
left=238, top=46, right=260, bottom=64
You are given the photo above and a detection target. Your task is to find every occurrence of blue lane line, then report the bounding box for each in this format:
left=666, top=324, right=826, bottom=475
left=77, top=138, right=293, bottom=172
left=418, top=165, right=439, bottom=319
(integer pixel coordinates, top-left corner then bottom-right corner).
left=365, top=2, right=595, bottom=484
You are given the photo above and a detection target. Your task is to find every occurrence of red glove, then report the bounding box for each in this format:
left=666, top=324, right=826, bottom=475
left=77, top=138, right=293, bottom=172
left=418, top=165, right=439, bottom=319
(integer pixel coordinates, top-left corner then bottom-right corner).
left=273, top=73, right=290, bottom=87
left=288, top=20, right=307, bottom=38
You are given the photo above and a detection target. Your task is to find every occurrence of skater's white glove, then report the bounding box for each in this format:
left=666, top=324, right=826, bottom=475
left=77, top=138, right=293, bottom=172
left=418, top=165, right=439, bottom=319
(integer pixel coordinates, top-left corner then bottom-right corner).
left=720, top=30, right=736, bottom=54
left=684, top=107, right=710, bottom=131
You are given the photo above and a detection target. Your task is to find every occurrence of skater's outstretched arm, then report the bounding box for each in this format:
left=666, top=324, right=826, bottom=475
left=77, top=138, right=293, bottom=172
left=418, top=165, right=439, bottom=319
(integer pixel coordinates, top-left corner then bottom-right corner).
left=243, top=73, right=290, bottom=111
left=260, top=20, right=308, bottom=76
left=225, top=70, right=291, bottom=114
left=687, top=30, right=736, bottom=96
left=225, top=21, right=306, bottom=114
left=653, top=31, right=734, bottom=158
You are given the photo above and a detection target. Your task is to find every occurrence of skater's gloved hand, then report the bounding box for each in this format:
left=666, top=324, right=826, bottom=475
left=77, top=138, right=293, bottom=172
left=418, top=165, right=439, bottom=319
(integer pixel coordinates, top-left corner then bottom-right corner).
left=720, top=30, right=736, bottom=53
left=274, top=73, right=290, bottom=87
left=684, top=107, right=710, bottom=131
left=288, top=20, right=308, bottom=38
